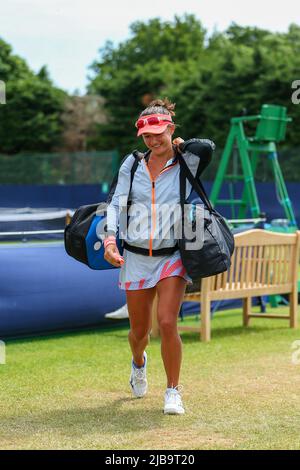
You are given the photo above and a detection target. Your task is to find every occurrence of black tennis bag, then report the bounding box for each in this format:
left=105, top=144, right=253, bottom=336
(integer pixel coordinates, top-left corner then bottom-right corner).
left=177, top=151, right=235, bottom=280
left=64, top=152, right=141, bottom=269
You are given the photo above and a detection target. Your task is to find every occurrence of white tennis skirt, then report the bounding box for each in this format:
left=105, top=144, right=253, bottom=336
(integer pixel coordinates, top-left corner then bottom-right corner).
left=118, top=248, right=193, bottom=290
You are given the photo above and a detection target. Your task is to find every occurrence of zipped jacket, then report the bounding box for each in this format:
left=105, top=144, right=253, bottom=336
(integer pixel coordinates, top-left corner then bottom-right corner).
left=106, top=138, right=215, bottom=255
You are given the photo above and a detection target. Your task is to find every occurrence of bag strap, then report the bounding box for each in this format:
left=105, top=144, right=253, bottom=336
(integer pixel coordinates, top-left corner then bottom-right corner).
left=176, top=149, right=213, bottom=213
left=129, top=151, right=143, bottom=198
left=106, top=151, right=142, bottom=204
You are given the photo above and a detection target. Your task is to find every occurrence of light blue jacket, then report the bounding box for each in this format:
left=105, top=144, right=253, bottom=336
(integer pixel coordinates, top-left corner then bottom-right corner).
left=107, top=139, right=214, bottom=255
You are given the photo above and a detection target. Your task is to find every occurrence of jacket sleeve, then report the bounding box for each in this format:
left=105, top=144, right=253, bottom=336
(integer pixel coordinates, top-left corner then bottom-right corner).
left=179, top=138, right=215, bottom=178
left=106, top=155, right=134, bottom=237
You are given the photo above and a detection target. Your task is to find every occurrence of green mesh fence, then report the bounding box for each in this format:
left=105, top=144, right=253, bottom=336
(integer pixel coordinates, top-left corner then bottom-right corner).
left=0, top=150, right=120, bottom=185
left=204, top=147, right=300, bottom=182
left=1, top=147, right=298, bottom=185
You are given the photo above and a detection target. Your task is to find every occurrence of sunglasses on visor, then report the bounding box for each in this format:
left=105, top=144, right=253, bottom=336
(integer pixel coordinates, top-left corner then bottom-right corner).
left=135, top=115, right=173, bottom=129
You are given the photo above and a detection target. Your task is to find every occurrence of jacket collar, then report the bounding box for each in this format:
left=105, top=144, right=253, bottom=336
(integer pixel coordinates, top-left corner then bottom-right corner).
left=143, top=147, right=178, bottom=165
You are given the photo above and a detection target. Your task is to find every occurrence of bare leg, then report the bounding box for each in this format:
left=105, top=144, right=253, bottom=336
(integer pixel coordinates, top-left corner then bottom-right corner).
left=126, top=287, right=156, bottom=367
left=156, top=276, right=187, bottom=388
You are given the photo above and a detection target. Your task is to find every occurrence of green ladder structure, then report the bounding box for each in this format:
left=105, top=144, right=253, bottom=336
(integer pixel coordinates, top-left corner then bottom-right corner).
left=210, top=104, right=297, bottom=229
left=210, top=104, right=298, bottom=308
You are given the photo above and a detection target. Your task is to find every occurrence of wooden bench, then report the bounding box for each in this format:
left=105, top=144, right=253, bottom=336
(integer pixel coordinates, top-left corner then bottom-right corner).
left=151, top=229, right=300, bottom=342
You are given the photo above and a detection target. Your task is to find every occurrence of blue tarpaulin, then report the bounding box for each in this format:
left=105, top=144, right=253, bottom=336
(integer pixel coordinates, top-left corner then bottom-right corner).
left=0, top=242, right=125, bottom=338
left=0, top=182, right=299, bottom=226
left=0, top=181, right=297, bottom=338
left=0, top=241, right=265, bottom=339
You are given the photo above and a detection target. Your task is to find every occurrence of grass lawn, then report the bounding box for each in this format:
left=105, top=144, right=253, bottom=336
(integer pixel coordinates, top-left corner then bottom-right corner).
left=0, top=302, right=300, bottom=450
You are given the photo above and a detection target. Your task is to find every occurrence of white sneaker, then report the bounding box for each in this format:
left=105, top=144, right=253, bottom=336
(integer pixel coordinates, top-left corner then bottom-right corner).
left=129, top=351, right=148, bottom=398
left=105, top=304, right=129, bottom=319
left=164, top=387, right=185, bottom=415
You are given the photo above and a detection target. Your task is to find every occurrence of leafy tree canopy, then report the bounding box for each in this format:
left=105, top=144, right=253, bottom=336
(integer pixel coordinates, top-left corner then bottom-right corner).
left=88, top=15, right=300, bottom=172
left=0, top=37, right=67, bottom=153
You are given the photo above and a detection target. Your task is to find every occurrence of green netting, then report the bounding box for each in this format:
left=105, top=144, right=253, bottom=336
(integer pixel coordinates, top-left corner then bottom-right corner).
left=204, top=147, right=300, bottom=182
left=0, top=150, right=120, bottom=184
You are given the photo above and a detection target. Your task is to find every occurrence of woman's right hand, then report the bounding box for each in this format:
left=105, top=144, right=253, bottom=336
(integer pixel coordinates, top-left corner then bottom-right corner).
left=104, top=243, right=124, bottom=268
left=173, top=137, right=184, bottom=147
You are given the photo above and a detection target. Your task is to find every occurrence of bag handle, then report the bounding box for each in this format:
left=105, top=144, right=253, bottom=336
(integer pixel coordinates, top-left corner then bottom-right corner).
left=176, top=148, right=213, bottom=213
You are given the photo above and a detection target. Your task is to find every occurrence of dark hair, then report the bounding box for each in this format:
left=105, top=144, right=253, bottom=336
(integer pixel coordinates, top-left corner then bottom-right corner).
left=139, top=97, right=176, bottom=118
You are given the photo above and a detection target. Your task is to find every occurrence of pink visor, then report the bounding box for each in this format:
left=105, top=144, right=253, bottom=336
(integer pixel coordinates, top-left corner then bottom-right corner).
left=135, top=113, right=173, bottom=136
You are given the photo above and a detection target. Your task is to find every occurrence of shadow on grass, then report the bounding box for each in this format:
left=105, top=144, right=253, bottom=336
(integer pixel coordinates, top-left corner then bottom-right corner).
left=4, top=322, right=130, bottom=346
left=5, top=309, right=295, bottom=346
left=1, top=397, right=165, bottom=440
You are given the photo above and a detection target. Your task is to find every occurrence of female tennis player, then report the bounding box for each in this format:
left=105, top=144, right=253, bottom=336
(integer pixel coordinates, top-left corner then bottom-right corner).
left=104, top=98, right=214, bottom=414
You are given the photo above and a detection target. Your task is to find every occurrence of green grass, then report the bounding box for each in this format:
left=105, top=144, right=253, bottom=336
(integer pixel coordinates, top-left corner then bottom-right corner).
left=1, top=303, right=300, bottom=450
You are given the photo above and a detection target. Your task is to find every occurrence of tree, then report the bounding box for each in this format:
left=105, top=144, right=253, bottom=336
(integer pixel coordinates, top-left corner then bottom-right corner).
left=0, top=37, right=67, bottom=153
left=88, top=16, right=300, bottom=166
left=88, top=15, right=206, bottom=155
left=0, top=38, right=31, bottom=82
